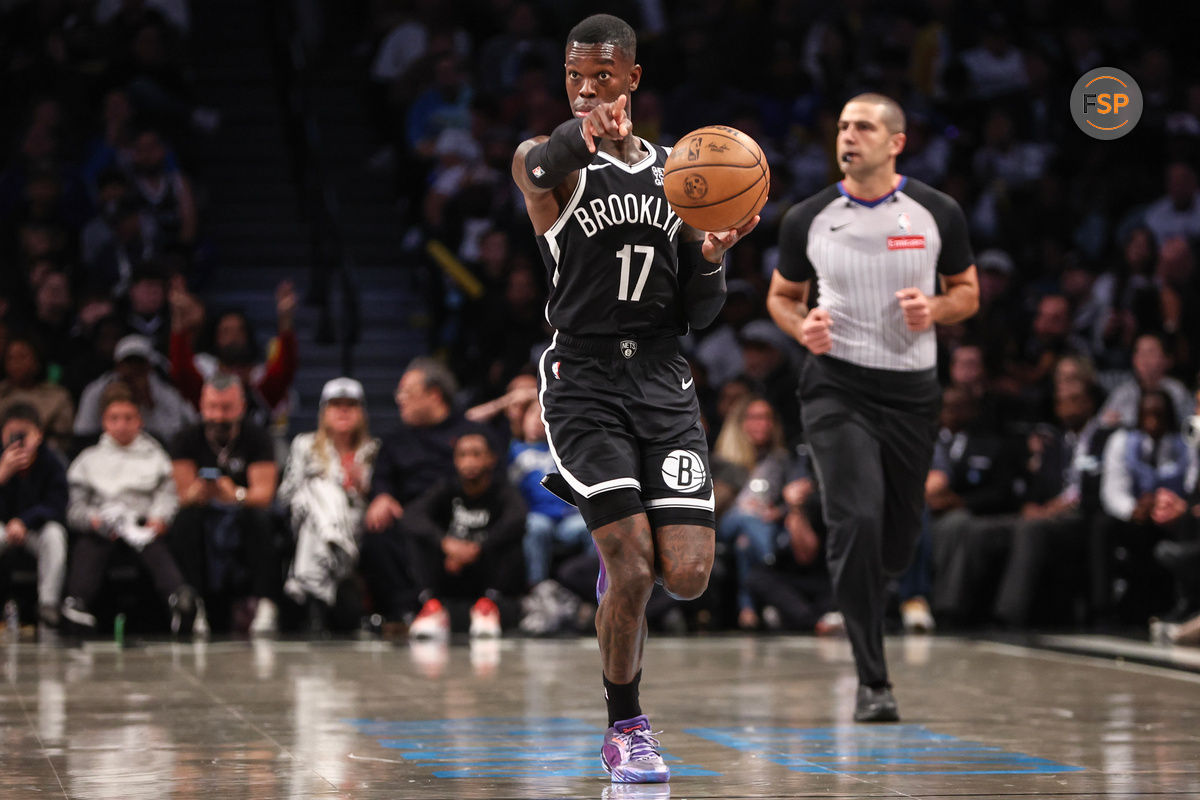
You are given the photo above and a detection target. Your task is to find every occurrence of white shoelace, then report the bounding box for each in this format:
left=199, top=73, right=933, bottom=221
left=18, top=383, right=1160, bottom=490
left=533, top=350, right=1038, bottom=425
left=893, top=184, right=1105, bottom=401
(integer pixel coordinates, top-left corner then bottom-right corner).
left=621, top=728, right=664, bottom=762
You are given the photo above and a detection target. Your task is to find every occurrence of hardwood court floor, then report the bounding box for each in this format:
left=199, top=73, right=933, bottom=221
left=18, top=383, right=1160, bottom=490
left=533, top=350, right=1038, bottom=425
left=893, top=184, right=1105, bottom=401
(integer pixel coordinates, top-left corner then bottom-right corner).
left=2, top=634, right=1198, bottom=799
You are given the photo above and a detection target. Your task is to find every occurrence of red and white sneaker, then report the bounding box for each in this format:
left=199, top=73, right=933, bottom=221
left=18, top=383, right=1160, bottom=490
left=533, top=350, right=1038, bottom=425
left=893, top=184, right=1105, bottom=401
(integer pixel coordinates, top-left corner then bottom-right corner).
left=468, top=596, right=502, bottom=639
left=409, top=598, right=450, bottom=640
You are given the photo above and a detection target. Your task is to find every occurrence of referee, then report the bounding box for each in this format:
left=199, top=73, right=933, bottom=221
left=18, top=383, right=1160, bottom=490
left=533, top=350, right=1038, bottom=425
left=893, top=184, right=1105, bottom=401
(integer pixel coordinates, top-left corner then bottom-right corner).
left=767, top=93, right=979, bottom=722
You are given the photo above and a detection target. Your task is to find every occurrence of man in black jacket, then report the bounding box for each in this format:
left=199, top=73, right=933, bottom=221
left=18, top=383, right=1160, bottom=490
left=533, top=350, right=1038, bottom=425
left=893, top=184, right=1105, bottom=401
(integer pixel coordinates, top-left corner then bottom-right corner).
left=0, top=403, right=67, bottom=627
left=359, top=358, right=490, bottom=628
left=404, top=431, right=527, bottom=638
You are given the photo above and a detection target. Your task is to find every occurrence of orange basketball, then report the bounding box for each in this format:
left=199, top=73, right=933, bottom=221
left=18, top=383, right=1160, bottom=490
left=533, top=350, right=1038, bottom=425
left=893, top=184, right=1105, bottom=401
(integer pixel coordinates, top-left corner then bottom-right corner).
left=662, top=125, right=770, bottom=232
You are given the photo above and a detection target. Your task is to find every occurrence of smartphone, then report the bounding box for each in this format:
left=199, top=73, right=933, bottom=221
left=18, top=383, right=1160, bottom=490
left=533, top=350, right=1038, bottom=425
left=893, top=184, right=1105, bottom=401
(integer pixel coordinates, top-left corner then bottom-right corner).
left=197, top=466, right=223, bottom=481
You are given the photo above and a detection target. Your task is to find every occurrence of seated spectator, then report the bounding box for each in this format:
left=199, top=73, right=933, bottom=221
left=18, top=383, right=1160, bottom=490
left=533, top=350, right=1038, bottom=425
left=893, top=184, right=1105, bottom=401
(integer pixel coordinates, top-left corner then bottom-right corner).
left=1143, top=162, right=1200, bottom=247
left=27, top=270, right=79, bottom=373
left=80, top=168, right=157, bottom=271
left=168, top=278, right=297, bottom=435
left=75, top=333, right=196, bottom=446
left=168, top=374, right=281, bottom=635
left=0, top=403, right=67, bottom=627
left=404, top=431, right=526, bottom=639
left=464, top=371, right=537, bottom=450
left=278, top=378, right=379, bottom=634
left=712, top=395, right=794, bottom=630
left=360, top=358, right=485, bottom=628
left=120, top=262, right=171, bottom=353
left=1074, top=227, right=1160, bottom=371
left=928, top=386, right=1022, bottom=624
left=1095, top=389, right=1194, bottom=623
left=59, top=382, right=196, bottom=635
left=1098, top=333, right=1193, bottom=429
left=737, top=320, right=802, bottom=446
left=510, top=398, right=589, bottom=634
left=127, top=126, right=197, bottom=252
left=0, top=335, right=74, bottom=455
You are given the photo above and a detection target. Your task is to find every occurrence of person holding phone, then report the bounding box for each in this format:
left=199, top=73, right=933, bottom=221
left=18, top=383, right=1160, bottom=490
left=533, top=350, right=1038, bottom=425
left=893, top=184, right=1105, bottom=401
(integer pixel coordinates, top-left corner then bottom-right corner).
left=0, top=403, right=68, bottom=629
left=168, top=373, right=281, bottom=636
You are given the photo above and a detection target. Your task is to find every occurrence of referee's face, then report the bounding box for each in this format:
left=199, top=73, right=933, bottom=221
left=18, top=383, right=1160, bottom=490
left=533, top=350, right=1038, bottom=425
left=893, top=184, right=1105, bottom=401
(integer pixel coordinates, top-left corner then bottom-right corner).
left=836, top=102, right=903, bottom=177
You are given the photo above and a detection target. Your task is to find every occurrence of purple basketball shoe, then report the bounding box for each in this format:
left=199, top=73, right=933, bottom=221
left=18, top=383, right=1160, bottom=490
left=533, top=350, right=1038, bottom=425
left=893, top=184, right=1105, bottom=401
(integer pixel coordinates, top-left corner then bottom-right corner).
left=601, top=715, right=670, bottom=784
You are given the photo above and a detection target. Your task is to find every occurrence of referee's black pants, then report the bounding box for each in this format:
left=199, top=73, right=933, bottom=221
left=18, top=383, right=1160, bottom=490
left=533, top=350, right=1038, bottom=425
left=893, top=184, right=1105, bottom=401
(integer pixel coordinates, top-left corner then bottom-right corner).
left=800, top=355, right=940, bottom=688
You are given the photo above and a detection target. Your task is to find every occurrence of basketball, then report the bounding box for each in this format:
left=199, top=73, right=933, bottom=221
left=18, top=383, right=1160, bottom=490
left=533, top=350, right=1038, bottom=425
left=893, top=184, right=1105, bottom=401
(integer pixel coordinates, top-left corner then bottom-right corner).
left=662, top=125, right=770, bottom=232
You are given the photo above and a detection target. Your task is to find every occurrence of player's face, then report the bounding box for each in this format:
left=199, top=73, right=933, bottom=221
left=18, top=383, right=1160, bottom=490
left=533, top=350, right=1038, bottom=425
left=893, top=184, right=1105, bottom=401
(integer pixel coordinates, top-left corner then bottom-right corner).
left=564, top=42, right=640, bottom=119
left=836, top=102, right=904, bottom=176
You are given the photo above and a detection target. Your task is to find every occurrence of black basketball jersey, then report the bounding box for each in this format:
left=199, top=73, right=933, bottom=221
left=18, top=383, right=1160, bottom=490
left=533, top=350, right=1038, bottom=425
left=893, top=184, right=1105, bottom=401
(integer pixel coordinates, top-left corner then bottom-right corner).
left=537, top=139, right=686, bottom=338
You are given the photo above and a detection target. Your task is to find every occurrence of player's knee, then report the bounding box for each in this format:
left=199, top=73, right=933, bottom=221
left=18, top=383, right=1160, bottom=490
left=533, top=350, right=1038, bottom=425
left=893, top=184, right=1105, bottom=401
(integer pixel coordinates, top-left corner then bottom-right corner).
left=606, top=551, right=656, bottom=597
left=662, top=561, right=710, bottom=601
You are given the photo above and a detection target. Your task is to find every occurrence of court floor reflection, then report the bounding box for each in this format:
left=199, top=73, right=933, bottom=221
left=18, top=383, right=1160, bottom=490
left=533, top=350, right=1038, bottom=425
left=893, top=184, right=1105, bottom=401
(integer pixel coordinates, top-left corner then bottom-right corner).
left=1, top=635, right=1198, bottom=799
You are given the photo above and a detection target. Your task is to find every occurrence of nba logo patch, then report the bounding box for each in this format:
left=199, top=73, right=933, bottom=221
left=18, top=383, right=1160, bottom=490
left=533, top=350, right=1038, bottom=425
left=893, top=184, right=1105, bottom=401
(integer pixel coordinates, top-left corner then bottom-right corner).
left=532, top=165, right=545, bottom=179
left=552, top=361, right=561, bottom=379
left=620, top=340, right=637, bottom=359
left=897, top=212, right=911, bottom=233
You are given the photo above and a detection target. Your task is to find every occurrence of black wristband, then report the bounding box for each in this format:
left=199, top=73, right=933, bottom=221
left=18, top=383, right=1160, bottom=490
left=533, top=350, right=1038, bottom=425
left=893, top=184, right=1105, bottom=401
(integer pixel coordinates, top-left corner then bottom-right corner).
left=679, top=240, right=727, bottom=329
left=525, top=118, right=595, bottom=188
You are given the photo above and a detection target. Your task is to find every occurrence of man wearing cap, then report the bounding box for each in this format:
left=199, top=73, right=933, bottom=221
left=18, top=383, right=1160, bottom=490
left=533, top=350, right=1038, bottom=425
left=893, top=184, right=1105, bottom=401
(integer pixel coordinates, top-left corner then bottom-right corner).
left=278, top=378, right=379, bottom=633
left=75, top=334, right=197, bottom=447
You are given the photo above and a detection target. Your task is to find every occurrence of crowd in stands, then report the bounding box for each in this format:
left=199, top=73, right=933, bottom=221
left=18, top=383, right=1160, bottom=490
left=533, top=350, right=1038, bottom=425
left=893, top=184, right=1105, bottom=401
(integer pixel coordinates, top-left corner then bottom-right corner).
left=2, top=1, right=1200, bottom=647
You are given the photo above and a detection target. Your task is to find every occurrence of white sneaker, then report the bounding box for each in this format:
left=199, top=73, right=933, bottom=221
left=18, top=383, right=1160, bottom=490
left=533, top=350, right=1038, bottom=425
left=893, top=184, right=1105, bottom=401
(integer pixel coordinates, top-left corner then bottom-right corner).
left=409, top=598, right=451, bottom=640
left=192, top=602, right=210, bottom=638
left=901, top=596, right=936, bottom=634
left=468, top=597, right=501, bottom=639
left=250, top=597, right=278, bottom=636
left=815, top=611, right=846, bottom=637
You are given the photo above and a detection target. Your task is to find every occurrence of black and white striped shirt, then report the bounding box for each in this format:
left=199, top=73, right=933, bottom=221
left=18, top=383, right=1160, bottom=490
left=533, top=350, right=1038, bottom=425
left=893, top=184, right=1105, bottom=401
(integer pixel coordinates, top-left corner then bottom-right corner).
left=777, top=176, right=973, bottom=371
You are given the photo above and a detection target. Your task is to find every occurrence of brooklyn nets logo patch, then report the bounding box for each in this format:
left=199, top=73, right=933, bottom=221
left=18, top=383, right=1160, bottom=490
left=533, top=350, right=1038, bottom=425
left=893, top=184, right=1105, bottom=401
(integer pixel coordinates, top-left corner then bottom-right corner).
left=661, top=449, right=706, bottom=492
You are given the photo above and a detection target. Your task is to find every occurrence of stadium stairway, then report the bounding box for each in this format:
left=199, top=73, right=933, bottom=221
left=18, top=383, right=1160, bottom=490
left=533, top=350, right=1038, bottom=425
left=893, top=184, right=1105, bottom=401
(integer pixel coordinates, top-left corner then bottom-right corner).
left=189, top=0, right=428, bottom=436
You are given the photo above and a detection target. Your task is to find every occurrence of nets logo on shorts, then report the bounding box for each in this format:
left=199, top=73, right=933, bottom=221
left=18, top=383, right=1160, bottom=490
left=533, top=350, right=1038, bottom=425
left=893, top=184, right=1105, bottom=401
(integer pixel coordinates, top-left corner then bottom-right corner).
left=661, top=449, right=706, bottom=493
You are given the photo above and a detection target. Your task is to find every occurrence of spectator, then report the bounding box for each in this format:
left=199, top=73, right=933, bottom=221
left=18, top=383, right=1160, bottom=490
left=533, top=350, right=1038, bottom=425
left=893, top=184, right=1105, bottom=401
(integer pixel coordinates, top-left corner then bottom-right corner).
left=80, top=168, right=156, bottom=269
left=510, top=398, right=589, bottom=633
left=1095, top=389, right=1193, bottom=622
left=958, top=17, right=1029, bottom=100
left=1098, top=333, right=1193, bottom=429
left=1074, top=227, right=1160, bottom=371
left=0, top=403, right=67, bottom=627
left=737, top=320, right=802, bottom=446
left=0, top=335, right=74, bottom=455
left=75, top=333, right=196, bottom=446
left=120, top=262, right=171, bottom=352
left=81, top=193, right=154, bottom=297
left=127, top=126, right=197, bottom=252
left=404, top=430, right=526, bottom=639
left=359, top=358, right=485, bottom=628
left=1144, top=162, right=1200, bottom=247
left=168, top=279, right=298, bottom=434
left=278, top=378, right=379, bottom=634
left=59, top=381, right=196, bottom=635
left=168, top=373, right=280, bottom=636
left=28, top=270, right=78, bottom=371
left=928, top=386, right=1022, bottom=624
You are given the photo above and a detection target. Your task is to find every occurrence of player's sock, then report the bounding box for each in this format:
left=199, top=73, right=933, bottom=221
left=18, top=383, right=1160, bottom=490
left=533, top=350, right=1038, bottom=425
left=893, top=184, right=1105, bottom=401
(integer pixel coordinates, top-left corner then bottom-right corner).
left=604, top=670, right=643, bottom=726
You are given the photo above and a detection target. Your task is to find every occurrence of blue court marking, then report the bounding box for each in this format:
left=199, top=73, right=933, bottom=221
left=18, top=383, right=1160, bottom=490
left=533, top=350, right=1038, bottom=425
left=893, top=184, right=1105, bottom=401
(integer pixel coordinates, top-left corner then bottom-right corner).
left=344, top=717, right=720, bottom=778
left=684, top=724, right=1086, bottom=775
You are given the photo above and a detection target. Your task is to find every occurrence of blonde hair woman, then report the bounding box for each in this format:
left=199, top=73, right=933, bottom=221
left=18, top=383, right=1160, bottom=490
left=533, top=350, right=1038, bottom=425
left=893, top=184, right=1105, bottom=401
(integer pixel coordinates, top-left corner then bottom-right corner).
left=712, top=395, right=792, bottom=629
left=279, top=378, right=378, bottom=632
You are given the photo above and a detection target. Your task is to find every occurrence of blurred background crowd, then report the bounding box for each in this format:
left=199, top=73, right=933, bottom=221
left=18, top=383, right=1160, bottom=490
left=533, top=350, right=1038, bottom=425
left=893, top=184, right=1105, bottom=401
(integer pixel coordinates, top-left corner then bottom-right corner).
left=2, top=0, right=1199, bottom=645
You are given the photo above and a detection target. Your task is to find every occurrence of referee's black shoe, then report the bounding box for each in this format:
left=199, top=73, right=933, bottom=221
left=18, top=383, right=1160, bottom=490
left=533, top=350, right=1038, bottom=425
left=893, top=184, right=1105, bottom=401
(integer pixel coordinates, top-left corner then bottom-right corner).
left=854, top=685, right=900, bottom=722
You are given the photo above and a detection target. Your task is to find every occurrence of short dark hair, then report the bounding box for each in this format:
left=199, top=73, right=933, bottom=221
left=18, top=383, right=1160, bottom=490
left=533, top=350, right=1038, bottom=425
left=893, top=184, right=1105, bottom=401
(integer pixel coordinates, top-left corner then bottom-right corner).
left=567, top=14, right=636, bottom=60
left=100, top=380, right=136, bottom=413
left=846, top=92, right=906, bottom=134
left=204, top=371, right=244, bottom=394
left=0, top=402, right=42, bottom=431
left=406, top=357, right=458, bottom=406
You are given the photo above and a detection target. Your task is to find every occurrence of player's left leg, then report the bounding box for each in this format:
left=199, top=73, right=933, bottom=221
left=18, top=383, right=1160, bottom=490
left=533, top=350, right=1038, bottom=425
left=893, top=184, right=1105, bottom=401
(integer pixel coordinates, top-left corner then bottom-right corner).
left=652, top=522, right=715, bottom=601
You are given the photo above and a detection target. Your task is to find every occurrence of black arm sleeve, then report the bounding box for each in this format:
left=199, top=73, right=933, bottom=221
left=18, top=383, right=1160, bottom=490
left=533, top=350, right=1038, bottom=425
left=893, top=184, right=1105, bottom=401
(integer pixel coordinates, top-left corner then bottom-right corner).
left=775, top=187, right=837, bottom=283
left=678, top=240, right=726, bottom=329
left=903, top=179, right=974, bottom=276
left=524, top=118, right=595, bottom=188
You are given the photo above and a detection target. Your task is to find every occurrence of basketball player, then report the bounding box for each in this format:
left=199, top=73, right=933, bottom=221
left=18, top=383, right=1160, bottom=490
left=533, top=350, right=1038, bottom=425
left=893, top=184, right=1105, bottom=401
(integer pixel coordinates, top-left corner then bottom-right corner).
left=511, top=14, right=758, bottom=784
left=766, top=94, right=979, bottom=721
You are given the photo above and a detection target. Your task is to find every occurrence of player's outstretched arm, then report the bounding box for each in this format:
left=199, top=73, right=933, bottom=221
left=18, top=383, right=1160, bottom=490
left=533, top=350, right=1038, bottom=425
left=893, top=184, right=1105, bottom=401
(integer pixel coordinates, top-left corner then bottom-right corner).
left=677, top=216, right=759, bottom=328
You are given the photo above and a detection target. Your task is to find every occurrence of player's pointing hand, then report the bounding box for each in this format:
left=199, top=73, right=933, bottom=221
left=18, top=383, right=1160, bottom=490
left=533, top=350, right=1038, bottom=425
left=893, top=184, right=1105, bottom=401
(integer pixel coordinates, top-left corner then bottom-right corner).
left=896, top=288, right=933, bottom=331
left=581, top=94, right=631, bottom=151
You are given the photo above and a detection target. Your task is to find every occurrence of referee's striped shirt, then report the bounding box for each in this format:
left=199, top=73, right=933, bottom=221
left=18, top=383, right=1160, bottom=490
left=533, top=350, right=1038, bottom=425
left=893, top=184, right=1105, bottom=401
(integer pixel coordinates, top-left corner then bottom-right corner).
left=777, top=176, right=974, bottom=371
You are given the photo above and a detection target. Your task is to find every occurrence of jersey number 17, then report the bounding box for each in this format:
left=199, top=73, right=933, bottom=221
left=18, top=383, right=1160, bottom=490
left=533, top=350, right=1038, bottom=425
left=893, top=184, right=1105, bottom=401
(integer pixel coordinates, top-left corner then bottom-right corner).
left=616, top=244, right=653, bottom=302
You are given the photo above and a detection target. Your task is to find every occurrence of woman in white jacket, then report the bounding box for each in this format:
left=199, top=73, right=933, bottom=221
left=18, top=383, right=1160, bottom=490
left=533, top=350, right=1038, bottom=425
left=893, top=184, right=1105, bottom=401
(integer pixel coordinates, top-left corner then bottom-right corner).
left=60, top=381, right=198, bottom=635
left=279, top=378, right=378, bottom=632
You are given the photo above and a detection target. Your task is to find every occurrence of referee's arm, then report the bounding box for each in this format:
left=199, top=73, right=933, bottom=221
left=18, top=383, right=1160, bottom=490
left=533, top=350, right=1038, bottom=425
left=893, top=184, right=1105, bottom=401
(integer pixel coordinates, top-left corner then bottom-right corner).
left=767, top=272, right=826, bottom=351
left=896, top=266, right=980, bottom=331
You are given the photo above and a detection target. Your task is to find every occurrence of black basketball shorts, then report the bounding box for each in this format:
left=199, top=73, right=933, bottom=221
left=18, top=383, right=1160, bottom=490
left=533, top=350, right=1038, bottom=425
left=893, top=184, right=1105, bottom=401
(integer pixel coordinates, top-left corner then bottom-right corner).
left=538, top=332, right=715, bottom=528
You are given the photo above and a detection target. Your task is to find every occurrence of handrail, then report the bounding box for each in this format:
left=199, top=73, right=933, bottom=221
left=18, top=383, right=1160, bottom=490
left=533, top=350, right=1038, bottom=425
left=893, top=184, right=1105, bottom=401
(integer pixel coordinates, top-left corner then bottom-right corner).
left=267, top=0, right=361, bottom=376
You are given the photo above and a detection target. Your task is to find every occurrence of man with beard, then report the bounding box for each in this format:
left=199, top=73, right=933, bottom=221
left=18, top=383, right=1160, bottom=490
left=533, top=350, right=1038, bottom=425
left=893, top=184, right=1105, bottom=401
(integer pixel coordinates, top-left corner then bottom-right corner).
left=168, top=373, right=281, bottom=636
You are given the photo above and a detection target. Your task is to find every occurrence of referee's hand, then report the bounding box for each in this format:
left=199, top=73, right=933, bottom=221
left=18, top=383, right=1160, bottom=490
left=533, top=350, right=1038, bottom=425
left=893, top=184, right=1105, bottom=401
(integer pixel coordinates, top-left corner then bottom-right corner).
left=799, top=308, right=833, bottom=354
left=896, top=288, right=933, bottom=331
